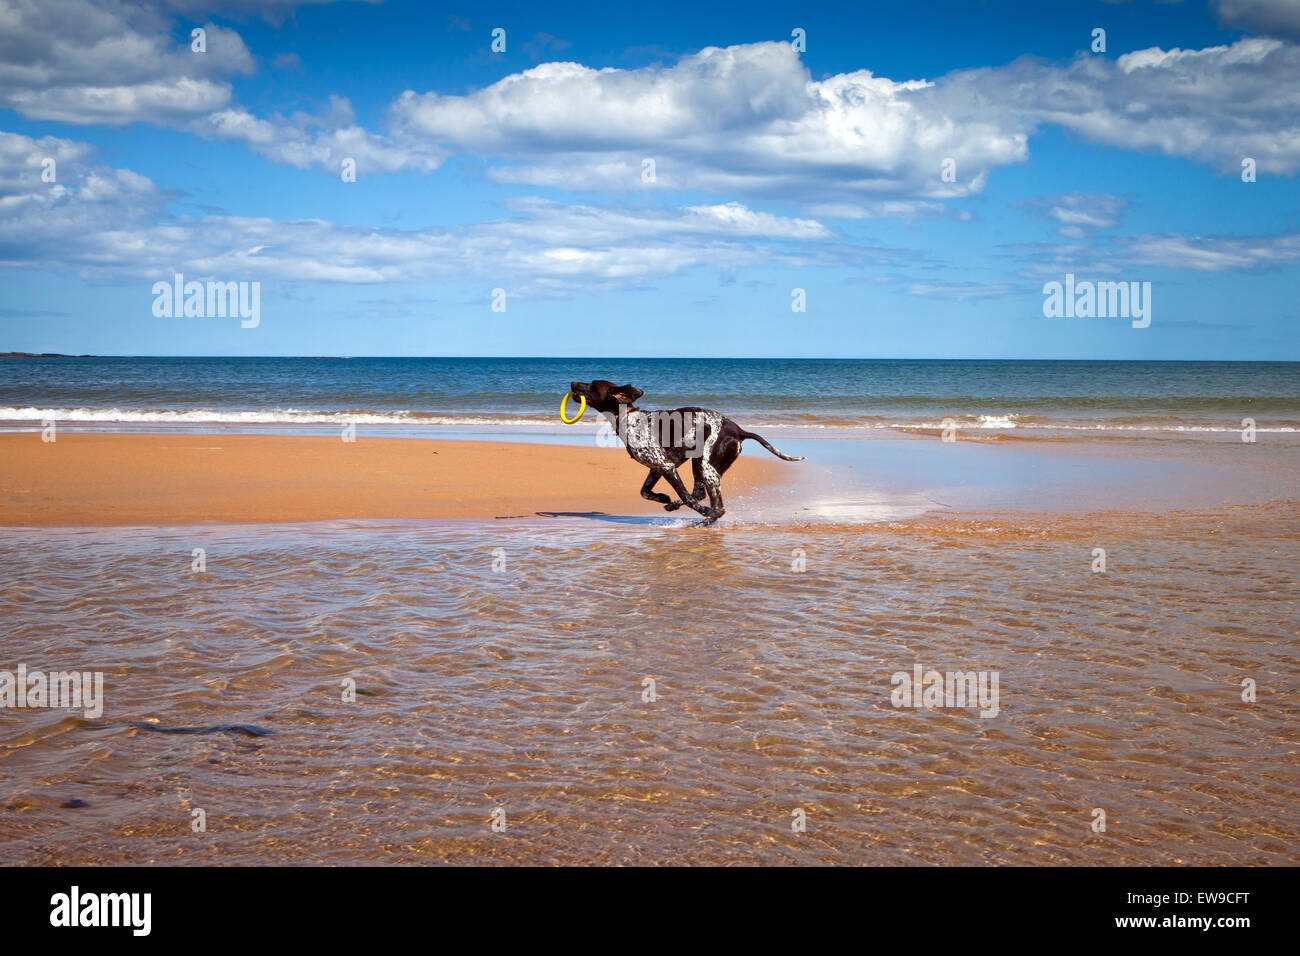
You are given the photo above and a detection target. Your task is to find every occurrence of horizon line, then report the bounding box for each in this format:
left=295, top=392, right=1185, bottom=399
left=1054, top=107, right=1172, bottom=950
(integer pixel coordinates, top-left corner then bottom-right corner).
left=2, top=353, right=1297, bottom=364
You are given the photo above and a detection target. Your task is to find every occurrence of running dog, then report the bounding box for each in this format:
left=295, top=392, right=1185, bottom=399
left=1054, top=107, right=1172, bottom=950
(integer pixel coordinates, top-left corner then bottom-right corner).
left=567, top=379, right=804, bottom=525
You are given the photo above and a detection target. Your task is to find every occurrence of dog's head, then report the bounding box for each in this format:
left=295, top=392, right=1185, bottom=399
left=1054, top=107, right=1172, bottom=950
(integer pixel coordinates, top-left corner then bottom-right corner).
left=569, top=379, right=643, bottom=413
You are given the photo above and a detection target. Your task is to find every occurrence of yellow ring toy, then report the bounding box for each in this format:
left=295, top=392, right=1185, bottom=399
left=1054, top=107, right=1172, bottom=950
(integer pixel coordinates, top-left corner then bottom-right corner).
left=560, top=392, right=586, bottom=424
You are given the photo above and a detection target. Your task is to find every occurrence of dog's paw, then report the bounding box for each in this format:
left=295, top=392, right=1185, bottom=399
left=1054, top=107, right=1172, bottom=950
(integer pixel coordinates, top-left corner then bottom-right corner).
left=663, top=501, right=683, bottom=511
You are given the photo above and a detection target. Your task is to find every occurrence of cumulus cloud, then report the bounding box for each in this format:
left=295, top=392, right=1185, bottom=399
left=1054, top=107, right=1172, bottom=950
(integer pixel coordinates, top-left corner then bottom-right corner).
left=0, top=130, right=163, bottom=267
left=9, top=5, right=1298, bottom=203
left=389, top=43, right=1029, bottom=202
left=1012, top=37, right=1300, bottom=175
left=0, top=0, right=446, bottom=171
left=382, top=35, right=1300, bottom=204
left=0, top=0, right=254, bottom=124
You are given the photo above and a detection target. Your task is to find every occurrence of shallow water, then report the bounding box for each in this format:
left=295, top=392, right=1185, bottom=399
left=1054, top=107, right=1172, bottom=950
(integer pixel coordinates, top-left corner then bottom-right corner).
left=1, top=498, right=1296, bottom=865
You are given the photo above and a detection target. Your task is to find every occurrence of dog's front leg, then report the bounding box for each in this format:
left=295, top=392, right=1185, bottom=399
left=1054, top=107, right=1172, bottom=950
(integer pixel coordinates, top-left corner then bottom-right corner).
left=639, top=469, right=673, bottom=505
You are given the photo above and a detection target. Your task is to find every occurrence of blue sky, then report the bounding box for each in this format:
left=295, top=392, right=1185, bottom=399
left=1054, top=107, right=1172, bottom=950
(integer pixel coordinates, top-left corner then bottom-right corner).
left=1, top=0, right=1298, bottom=358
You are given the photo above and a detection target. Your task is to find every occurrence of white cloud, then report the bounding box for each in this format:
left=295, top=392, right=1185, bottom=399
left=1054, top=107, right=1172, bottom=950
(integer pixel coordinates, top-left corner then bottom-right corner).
left=382, top=35, right=1300, bottom=201
left=907, top=281, right=1017, bottom=301
left=1123, top=231, right=1300, bottom=271
left=9, top=76, right=235, bottom=125
left=806, top=200, right=966, bottom=221
left=1011, top=38, right=1300, bottom=175
left=0, top=0, right=254, bottom=124
left=1019, top=192, right=1128, bottom=238
left=4, top=126, right=1295, bottom=303
left=682, top=202, right=830, bottom=239
left=0, top=132, right=833, bottom=290
left=196, top=99, right=445, bottom=173
left=0, top=0, right=445, bottom=171
left=0, top=130, right=162, bottom=264
left=389, top=42, right=1030, bottom=201
left=1004, top=227, right=1300, bottom=277
left=9, top=6, right=1298, bottom=204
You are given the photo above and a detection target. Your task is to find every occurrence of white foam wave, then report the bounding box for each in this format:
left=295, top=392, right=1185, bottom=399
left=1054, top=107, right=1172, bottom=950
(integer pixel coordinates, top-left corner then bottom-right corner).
left=0, top=407, right=557, bottom=428
left=0, top=407, right=1294, bottom=434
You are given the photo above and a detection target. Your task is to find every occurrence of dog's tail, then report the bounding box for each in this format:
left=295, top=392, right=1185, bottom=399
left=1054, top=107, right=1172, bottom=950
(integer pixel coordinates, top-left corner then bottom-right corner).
left=739, top=430, right=804, bottom=461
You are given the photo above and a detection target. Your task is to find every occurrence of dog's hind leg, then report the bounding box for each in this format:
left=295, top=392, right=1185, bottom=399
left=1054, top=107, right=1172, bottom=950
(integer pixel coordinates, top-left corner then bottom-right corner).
left=640, top=469, right=673, bottom=505
left=699, top=482, right=725, bottom=526
left=659, top=466, right=717, bottom=519
left=688, top=457, right=708, bottom=501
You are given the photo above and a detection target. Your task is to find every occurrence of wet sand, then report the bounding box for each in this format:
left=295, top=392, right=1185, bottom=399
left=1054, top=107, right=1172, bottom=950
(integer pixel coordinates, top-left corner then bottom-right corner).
left=0, top=430, right=1296, bottom=865
left=1, top=503, right=1296, bottom=865
left=0, top=433, right=779, bottom=526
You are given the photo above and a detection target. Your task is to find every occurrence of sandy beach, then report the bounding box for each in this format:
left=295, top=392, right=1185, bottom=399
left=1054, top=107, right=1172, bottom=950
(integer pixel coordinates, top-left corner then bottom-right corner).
left=0, top=433, right=779, bottom=526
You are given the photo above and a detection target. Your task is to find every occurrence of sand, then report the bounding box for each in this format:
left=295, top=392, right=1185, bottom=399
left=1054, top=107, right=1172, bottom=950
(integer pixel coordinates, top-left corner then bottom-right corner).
left=0, top=432, right=780, bottom=526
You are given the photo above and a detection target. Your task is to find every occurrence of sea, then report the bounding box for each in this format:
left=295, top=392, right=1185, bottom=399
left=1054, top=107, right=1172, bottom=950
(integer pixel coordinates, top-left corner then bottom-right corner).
left=2, top=356, right=1298, bottom=437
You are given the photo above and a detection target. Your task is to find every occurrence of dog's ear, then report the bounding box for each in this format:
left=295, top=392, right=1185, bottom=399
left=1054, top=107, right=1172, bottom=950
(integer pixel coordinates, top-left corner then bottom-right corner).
left=611, top=384, right=643, bottom=404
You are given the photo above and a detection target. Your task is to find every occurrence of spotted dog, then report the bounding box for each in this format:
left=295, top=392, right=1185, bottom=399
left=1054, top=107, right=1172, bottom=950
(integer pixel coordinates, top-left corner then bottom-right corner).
left=568, top=379, right=804, bottom=525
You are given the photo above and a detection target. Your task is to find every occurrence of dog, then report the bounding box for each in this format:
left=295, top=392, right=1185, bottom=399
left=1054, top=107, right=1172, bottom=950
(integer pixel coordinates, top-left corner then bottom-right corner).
left=568, top=379, right=804, bottom=525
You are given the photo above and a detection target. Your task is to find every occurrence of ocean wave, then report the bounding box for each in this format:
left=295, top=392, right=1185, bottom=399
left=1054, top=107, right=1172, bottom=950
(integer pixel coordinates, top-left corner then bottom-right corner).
left=887, top=419, right=1297, bottom=433
left=0, top=407, right=553, bottom=428
left=0, top=406, right=1295, bottom=434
